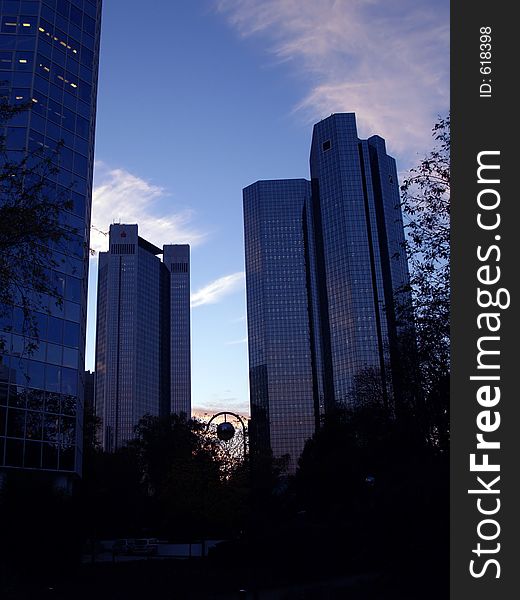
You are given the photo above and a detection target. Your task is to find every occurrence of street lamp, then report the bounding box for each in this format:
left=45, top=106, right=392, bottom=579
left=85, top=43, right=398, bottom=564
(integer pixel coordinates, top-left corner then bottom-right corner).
left=206, top=411, right=248, bottom=461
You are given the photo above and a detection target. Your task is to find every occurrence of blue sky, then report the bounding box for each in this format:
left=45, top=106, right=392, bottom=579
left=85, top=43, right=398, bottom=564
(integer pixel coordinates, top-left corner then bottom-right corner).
left=86, top=0, right=449, bottom=416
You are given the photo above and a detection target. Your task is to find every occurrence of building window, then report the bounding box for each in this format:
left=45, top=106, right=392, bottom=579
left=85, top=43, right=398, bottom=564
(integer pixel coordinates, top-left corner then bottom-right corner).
left=171, top=263, right=188, bottom=273
left=111, top=244, right=135, bottom=255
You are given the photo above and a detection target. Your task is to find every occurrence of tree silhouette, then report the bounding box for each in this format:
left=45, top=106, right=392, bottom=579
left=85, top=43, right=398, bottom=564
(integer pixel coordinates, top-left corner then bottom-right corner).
left=399, top=114, right=450, bottom=447
left=129, top=413, right=242, bottom=539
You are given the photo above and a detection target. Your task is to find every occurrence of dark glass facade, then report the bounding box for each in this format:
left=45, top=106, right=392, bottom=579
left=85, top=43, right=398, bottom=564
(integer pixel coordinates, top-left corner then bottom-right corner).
left=244, top=113, right=412, bottom=469
left=0, top=0, right=102, bottom=477
left=163, top=244, right=191, bottom=416
left=95, top=225, right=191, bottom=451
left=310, top=113, right=412, bottom=409
left=243, top=179, right=317, bottom=472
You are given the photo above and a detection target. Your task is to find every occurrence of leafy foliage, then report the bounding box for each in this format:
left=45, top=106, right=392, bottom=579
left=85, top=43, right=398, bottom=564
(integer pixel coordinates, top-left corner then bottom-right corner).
left=399, top=114, right=450, bottom=445
left=80, top=414, right=249, bottom=540
left=288, top=405, right=448, bottom=589
left=130, top=413, right=216, bottom=494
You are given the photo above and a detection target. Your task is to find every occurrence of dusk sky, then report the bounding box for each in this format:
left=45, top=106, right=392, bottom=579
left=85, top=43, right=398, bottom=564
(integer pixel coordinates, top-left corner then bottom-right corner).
left=86, top=0, right=449, bottom=416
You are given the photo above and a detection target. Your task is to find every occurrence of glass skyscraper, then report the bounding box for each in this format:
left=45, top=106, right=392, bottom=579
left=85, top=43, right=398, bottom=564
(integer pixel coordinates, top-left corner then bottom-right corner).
left=163, top=244, right=191, bottom=416
left=244, top=113, right=413, bottom=470
left=0, top=0, right=102, bottom=481
left=95, top=224, right=191, bottom=451
left=244, top=179, right=317, bottom=470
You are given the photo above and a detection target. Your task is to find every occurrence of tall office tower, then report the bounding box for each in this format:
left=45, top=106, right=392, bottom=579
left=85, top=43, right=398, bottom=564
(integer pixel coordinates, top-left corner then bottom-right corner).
left=0, top=0, right=102, bottom=482
left=95, top=224, right=191, bottom=451
left=163, top=245, right=191, bottom=415
left=309, top=113, right=411, bottom=411
left=244, top=113, right=412, bottom=470
left=243, top=180, right=316, bottom=471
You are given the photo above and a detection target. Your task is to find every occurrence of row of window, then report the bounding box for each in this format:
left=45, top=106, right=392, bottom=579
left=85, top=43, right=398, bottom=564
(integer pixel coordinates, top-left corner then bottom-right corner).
left=0, top=71, right=92, bottom=122
left=0, top=84, right=90, bottom=140
left=0, top=437, right=76, bottom=470
left=44, top=0, right=98, bottom=22
left=1, top=0, right=96, bottom=18
left=0, top=332, right=79, bottom=369
left=0, top=2, right=42, bottom=16
left=1, top=307, right=81, bottom=347
left=32, top=127, right=89, bottom=166
left=38, top=11, right=95, bottom=50
left=3, top=133, right=89, bottom=190
left=0, top=28, right=95, bottom=78
left=1, top=19, right=95, bottom=66
left=3, top=337, right=78, bottom=368
left=0, top=388, right=77, bottom=415
left=0, top=406, right=76, bottom=440
left=0, top=356, right=78, bottom=395
left=111, top=243, right=135, bottom=255
left=2, top=121, right=90, bottom=167
left=1, top=67, right=92, bottom=110
left=170, top=262, right=189, bottom=273
left=1, top=14, right=37, bottom=34
left=0, top=33, right=36, bottom=54
left=46, top=1, right=95, bottom=32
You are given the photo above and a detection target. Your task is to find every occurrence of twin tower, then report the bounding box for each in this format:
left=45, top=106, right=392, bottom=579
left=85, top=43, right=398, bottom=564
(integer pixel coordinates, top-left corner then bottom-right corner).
left=94, top=225, right=190, bottom=451
left=244, top=113, right=414, bottom=470
left=95, top=114, right=412, bottom=463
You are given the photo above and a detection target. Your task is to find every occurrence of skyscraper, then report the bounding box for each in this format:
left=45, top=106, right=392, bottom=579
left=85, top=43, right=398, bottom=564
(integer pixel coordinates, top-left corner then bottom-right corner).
left=94, top=224, right=191, bottom=451
left=0, top=0, right=102, bottom=482
left=244, top=113, right=413, bottom=470
left=163, top=244, right=191, bottom=416
left=244, top=179, right=316, bottom=467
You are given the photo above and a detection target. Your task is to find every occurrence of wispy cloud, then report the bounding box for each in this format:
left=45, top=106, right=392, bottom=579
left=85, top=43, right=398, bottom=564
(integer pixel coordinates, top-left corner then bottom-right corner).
left=90, top=162, right=206, bottom=255
left=215, top=0, right=449, bottom=165
left=191, top=272, right=245, bottom=308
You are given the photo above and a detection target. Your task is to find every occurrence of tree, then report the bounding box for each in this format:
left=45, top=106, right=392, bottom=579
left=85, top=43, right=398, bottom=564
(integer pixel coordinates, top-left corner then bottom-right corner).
left=130, top=413, right=234, bottom=538
left=0, top=100, right=74, bottom=347
left=290, top=403, right=447, bottom=582
left=80, top=444, right=148, bottom=539
left=345, top=366, right=386, bottom=410
left=399, top=114, right=450, bottom=447
left=130, top=413, right=216, bottom=494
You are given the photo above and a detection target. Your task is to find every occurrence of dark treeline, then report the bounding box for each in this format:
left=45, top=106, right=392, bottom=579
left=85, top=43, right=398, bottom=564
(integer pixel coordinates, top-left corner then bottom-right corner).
left=80, top=412, right=250, bottom=542
left=0, top=401, right=448, bottom=599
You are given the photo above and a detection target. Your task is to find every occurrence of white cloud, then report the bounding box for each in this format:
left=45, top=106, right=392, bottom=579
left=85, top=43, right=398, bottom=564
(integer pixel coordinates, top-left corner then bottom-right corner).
left=216, top=0, right=449, bottom=167
left=90, top=162, right=206, bottom=255
left=191, top=272, right=245, bottom=308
